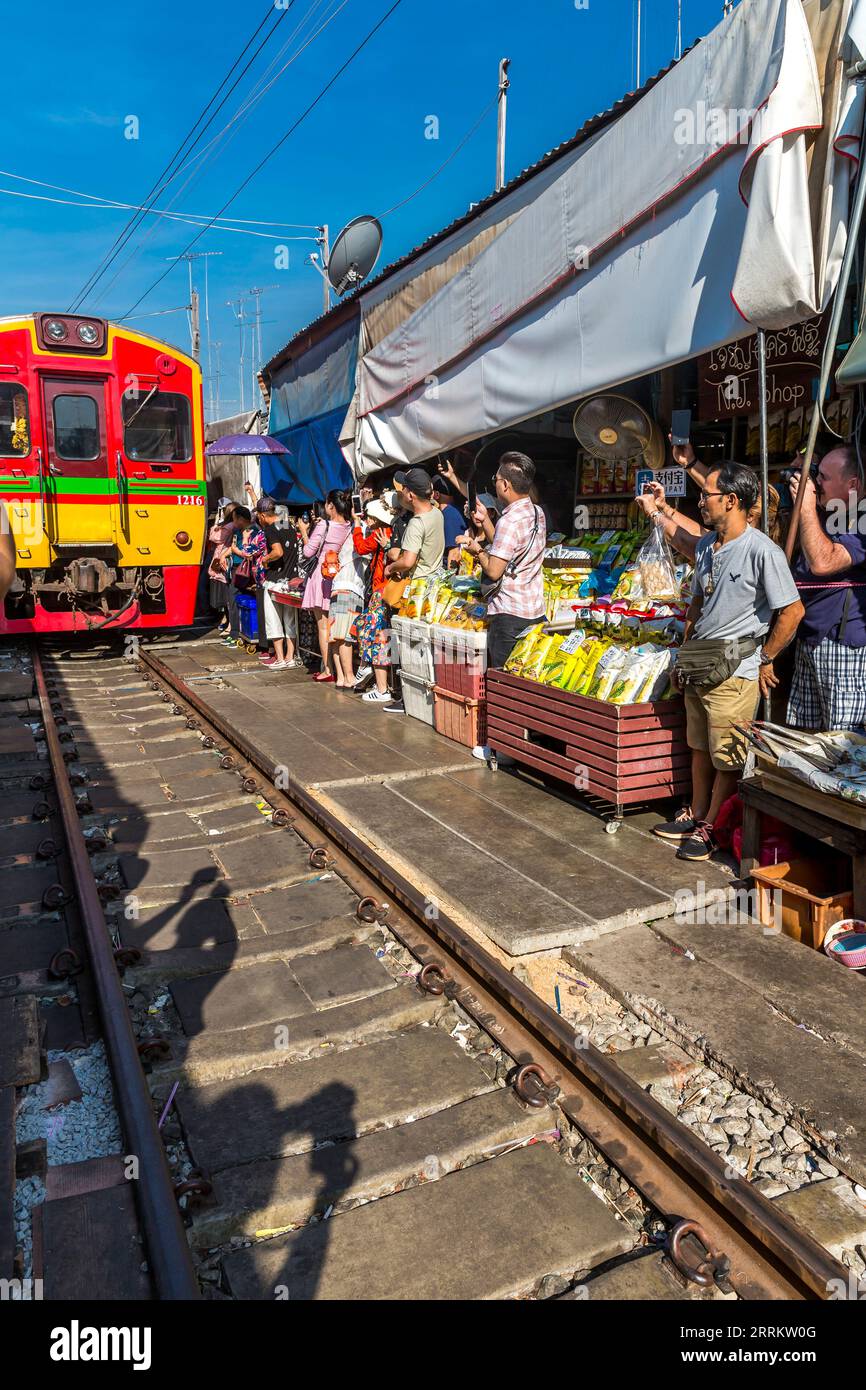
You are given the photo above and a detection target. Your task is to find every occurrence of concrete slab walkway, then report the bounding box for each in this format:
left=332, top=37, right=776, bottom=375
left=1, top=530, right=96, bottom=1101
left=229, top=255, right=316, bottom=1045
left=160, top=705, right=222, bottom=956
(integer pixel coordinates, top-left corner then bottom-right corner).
left=156, top=643, right=734, bottom=956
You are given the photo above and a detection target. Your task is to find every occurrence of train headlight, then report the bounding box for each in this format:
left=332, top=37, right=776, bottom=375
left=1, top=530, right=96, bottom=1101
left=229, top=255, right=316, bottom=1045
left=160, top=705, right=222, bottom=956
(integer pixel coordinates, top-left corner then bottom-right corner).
left=77, top=322, right=99, bottom=345
left=45, top=319, right=68, bottom=342
left=174, top=531, right=191, bottom=547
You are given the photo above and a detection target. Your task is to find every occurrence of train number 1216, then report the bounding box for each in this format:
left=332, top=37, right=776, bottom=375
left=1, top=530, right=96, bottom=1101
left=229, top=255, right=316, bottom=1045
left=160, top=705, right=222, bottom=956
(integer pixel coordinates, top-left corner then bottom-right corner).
left=176, top=495, right=204, bottom=506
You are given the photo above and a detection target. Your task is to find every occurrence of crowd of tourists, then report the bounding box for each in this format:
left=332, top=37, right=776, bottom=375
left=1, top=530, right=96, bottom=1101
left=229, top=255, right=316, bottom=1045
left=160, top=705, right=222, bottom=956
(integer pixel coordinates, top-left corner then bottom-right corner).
left=205, top=439, right=866, bottom=863
left=203, top=451, right=548, bottom=755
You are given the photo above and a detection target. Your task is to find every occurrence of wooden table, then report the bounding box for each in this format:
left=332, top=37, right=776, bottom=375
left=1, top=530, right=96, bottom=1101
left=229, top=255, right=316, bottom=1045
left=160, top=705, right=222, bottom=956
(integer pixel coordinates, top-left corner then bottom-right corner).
left=739, top=771, right=866, bottom=917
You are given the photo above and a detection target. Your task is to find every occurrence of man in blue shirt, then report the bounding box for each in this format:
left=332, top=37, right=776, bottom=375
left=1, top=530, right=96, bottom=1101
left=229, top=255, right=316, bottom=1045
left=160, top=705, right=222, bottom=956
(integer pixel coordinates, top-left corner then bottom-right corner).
left=432, top=476, right=467, bottom=566
left=788, top=445, right=866, bottom=730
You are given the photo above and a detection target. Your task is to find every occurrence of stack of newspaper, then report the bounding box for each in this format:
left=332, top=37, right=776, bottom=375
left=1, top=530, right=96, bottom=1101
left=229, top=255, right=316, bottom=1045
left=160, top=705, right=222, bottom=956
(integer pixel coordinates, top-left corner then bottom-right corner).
left=740, top=722, right=866, bottom=805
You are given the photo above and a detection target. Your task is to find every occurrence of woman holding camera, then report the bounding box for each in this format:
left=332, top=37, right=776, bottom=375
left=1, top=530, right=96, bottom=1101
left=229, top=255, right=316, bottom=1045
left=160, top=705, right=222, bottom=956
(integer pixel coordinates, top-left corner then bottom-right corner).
left=297, top=490, right=352, bottom=681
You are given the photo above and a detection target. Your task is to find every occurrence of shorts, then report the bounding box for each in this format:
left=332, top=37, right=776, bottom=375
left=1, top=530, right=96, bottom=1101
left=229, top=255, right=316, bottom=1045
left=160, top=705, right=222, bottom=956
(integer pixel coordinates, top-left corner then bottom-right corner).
left=328, top=590, right=362, bottom=642
left=787, top=636, right=866, bottom=731
left=684, top=675, right=759, bottom=771
left=262, top=584, right=299, bottom=643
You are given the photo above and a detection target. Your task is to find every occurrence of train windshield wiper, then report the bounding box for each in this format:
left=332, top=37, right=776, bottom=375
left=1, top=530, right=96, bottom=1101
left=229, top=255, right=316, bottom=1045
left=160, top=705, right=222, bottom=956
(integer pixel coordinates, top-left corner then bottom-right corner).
left=125, top=383, right=159, bottom=428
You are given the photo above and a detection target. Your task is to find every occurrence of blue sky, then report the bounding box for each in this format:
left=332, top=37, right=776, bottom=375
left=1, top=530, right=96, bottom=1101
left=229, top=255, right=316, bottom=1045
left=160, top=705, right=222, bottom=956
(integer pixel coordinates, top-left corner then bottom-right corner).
left=2, top=0, right=724, bottom=417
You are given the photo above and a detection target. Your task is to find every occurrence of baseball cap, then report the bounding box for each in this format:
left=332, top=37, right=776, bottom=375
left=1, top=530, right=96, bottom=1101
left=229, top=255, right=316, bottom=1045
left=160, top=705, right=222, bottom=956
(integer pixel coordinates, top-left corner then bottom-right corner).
left=381, top=489, right=400, bottom=513
left=255, top=495, right=277, bottom=515
left=402, top=467, right=433, bottom=496
left=431, top=475, right=452, bottom=497
left=393, top=470, right=407, bottom=487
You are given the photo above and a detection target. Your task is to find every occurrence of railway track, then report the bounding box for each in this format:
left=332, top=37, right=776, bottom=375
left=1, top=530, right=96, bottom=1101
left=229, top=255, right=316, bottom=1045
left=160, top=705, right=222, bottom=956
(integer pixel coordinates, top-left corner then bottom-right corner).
left=0, top=638, right=851, bottom=1302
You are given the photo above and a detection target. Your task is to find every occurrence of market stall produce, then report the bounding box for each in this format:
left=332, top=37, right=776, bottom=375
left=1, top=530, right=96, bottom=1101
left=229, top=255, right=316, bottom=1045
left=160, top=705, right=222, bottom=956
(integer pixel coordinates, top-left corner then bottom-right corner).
left=486, top=522, right=692, bottom=824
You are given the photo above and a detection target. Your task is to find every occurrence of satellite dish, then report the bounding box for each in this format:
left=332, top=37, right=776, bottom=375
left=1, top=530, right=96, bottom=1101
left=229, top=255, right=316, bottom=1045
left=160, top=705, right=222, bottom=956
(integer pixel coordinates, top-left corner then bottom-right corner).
left=327, top=216, right=383, bottom=295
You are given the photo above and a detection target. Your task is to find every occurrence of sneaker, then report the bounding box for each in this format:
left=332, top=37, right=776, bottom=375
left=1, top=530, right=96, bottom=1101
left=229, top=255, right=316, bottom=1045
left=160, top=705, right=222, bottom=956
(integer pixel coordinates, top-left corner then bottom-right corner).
left=258, top=655, right=277, bottom=666
left=383, top=699, right=405, bottom=714
left=223, top=637, right=239, bottom=647
left=353, top=665, right=374, bottom=691
left=653, top=810, right=697, bottom=840
left=362, top=690, right=391, bottom=703
left=471, top=745, right=515, bottom=766
left=267, top=661, right=290, bottom=671
left=676, top=822, right=717, bottom=862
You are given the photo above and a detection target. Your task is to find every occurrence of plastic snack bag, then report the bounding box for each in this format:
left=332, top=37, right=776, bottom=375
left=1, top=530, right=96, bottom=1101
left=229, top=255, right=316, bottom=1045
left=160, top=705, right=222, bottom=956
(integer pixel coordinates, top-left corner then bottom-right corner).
left=584, top=644, right=629, bottom=701
left=635, top=522, right=680, bottom=601
left=504, top=623, right=545, bottom=674
left=522, top=634, right=559, bottom=681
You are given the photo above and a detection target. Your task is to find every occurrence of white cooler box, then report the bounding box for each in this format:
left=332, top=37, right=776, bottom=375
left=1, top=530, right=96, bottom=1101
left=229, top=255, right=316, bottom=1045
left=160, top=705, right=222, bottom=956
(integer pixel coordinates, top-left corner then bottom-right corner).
left=400, top=670, right=434, bottom=725
left=390, top=616, right=434, bottom=682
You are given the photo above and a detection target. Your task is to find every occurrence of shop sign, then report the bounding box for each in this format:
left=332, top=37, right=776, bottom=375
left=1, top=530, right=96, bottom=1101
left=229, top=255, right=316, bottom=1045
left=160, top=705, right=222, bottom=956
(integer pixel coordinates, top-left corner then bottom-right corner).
left=636, top=467, right=686, bottom=497
left=698, top=319, right=824, bottom=419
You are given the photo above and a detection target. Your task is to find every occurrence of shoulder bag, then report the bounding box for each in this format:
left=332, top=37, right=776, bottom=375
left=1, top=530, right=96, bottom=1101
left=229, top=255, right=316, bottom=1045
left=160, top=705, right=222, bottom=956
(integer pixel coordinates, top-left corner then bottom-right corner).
left=480, top=506, right=541, bottom=603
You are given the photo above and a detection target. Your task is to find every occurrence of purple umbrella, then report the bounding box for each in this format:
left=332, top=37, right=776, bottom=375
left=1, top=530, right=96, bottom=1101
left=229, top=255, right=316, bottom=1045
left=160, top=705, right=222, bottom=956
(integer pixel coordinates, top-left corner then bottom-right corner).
left=205, top=434, right=292, bottom=456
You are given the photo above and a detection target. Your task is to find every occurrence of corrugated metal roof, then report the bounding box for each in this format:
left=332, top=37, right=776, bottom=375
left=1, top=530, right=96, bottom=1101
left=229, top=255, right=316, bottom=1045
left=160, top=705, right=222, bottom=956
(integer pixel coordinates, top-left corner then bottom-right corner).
left=263, top=44, right=696, bottom=379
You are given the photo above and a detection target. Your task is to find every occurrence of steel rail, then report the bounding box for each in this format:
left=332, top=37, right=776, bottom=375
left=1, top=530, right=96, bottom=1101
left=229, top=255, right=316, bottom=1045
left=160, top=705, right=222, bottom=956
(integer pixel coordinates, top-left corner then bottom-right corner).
left=139, top=647, right=850, bottom=1301
left=33, top=648, right=200, bottom=1301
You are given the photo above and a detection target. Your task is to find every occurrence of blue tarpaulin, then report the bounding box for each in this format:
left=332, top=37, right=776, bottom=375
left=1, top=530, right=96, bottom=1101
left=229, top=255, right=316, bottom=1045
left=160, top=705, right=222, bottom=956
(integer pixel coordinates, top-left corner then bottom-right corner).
left=261, top=408, right=353, bottom=504
left=264, top=312, right=358, bottom=504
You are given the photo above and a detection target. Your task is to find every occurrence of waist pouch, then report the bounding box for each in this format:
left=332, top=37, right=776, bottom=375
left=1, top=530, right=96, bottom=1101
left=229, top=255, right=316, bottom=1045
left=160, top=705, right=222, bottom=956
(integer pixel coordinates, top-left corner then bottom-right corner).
left=675, top=635, right=760, bottom=688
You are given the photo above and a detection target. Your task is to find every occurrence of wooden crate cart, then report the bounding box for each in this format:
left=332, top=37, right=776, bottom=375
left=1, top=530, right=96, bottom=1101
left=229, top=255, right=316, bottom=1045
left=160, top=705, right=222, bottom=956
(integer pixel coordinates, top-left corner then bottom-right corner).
left=485, top=669, right=690, bottom=831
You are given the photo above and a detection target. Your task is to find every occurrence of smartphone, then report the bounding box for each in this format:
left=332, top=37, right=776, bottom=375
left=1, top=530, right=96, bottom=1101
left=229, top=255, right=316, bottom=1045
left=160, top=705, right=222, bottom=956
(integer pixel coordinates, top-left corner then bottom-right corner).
left=641, top=482, right=655, bottom=494
left=351, top=491, right=362, bottom=512
left=467, top=480, right=478, bottom=519
left=671, top=409, right=691, bottom=447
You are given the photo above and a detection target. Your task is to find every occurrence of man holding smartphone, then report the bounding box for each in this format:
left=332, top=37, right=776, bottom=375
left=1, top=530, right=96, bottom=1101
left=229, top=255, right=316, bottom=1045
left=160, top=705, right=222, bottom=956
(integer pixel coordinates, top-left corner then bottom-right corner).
left=463, top=451, right=547, bottom=762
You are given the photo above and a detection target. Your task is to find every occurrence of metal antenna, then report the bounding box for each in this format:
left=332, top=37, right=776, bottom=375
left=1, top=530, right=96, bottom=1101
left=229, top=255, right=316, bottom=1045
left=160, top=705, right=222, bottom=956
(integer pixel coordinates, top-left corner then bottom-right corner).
left=226, top=295, right=250, bottom=413
left=165, top=250, right=222, bottom=371
left=676, top=0, right=682, bottom=57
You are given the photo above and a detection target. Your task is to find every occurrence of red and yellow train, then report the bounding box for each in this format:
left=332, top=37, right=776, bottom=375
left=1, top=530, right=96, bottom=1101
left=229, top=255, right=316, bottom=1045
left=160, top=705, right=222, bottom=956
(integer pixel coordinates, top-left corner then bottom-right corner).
left=0, top=312, right=206, bottom=634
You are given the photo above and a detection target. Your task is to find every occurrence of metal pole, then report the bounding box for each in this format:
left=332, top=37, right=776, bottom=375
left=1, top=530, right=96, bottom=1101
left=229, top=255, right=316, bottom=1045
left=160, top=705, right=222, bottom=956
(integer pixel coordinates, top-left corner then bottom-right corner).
left=319, top=225, right=331, bottom=314
left=496, top=59, right=511, bottom=192
left=785, top=99, right=866, bottom=561
left=213, top=340, right=222, bottom=418
left=636, top=0, right=641, bottom=87
left=757, top=327, right=771, bottom=720
left=190, top=288, right=201, bottom=363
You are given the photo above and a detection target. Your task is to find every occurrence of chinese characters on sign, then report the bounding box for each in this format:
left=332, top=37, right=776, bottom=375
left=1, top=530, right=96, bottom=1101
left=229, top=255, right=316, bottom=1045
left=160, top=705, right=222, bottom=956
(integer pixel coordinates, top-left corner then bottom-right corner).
left=636, top=467, right=686, bottom=497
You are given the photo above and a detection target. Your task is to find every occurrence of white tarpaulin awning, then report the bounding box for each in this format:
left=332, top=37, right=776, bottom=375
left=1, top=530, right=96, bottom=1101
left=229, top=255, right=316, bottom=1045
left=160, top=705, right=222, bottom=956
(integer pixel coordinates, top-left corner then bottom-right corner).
left=349, top=0, right=863, bottom=474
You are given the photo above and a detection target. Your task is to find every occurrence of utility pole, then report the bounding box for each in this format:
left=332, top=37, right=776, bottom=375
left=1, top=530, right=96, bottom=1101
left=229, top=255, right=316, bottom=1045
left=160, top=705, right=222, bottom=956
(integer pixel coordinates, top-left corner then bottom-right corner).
left=190, top=289, right=201, bottom=363
left=247, top=286, right=280, bottom=412
left=226, top=296, right=248, bottom=413
left=317, top=226, right=331, bottom=314
left=496, top=59, right=510, bottom=193
left=636, top=0, right=644, bottom=87
left=166, top=250, right=222, bottom=371
left=212, top=340, right=222, bottom=420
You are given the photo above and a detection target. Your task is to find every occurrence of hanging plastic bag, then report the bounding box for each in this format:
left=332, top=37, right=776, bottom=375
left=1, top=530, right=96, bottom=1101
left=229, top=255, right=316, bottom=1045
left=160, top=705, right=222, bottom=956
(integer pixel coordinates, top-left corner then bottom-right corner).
left=633, top=522, right=680, bottom=602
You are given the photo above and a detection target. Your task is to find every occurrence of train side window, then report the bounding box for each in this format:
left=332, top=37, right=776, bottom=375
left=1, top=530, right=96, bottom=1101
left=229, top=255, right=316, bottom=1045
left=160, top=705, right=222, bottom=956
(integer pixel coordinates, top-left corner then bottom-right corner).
left=122, top=391, right=191, bottom=462
left=53, top=394, right=99, bottom=460
left=0, top=383, right=30, bottom=457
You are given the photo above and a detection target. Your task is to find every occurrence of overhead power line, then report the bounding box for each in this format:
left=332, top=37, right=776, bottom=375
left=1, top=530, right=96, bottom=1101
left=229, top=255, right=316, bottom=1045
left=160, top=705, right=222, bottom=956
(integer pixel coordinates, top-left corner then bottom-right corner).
left=88, top=0, right=346, bottom=312
left=68, top=2, right=296, bottom=313
left=120, top=0, right=406, bottom=322
left=0, top=168, right=320, bottom=228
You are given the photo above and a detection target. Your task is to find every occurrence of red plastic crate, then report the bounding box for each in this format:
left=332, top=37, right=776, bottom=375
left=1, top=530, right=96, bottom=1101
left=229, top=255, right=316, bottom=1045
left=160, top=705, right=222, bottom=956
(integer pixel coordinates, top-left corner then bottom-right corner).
left=432, top=685, right=487, bottom=748
left=431, top=628, right=487, bottom=700
left=433, top=656, right=486, bottom=700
